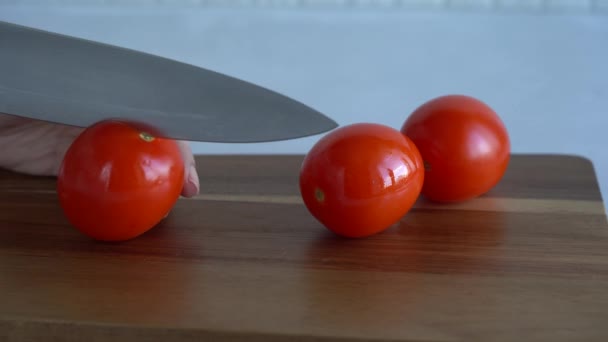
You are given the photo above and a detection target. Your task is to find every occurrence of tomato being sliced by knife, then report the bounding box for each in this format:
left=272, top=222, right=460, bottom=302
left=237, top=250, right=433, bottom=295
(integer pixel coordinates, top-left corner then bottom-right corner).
left=57, top=120, right=185, bottom=241
left=400, top=94, right=510, bottom=203
left=299, top=123, right=424, bottom=238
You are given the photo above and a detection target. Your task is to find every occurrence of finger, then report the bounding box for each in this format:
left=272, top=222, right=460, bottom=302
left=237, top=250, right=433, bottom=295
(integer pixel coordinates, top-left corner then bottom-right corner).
left=177, top=140, right=199, bottom=198
left=0, top=117, right=82, bottom=176
left=0, top=113, right=29, bottom=130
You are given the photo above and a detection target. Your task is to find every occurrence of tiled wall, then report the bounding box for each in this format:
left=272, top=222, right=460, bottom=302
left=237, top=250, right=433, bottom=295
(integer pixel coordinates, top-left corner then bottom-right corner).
left=3, top=0, right=608, bottom=12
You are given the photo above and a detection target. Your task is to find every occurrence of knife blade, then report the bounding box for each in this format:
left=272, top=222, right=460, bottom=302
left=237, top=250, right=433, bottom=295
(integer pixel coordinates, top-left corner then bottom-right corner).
left=0, top=21, right=337, bottom=143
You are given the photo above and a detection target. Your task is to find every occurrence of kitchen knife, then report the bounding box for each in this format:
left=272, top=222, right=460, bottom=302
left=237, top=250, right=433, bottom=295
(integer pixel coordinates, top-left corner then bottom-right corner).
left=0, top=21, right=337, bottom=142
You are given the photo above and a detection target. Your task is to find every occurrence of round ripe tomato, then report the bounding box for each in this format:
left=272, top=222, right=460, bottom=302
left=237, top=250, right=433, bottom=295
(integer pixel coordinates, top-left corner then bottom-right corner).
left=400, top=95, right=510, bottom=203
left=299, top=123, right=424, bottom=238
left=57, top=120, right=185, bottom=241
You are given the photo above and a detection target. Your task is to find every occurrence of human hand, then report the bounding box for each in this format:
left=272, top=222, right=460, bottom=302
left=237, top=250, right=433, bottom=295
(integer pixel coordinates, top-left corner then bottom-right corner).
left=0, top=114, right=200, bottom=197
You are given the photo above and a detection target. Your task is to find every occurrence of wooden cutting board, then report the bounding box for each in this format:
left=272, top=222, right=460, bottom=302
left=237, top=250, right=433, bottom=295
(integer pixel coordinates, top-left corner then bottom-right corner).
left=1, top=154, right=607, bottom=342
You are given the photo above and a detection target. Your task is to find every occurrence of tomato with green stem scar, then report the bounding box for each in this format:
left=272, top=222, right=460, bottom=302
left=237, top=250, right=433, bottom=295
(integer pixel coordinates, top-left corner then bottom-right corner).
left=299, top=123, right=424, bottom=238
left=57, top=120, right=185, bottom=241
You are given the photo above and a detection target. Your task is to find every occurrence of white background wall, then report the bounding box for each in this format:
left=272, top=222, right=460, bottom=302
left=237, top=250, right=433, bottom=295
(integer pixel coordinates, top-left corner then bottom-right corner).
left=1, top=1, right=607, bottom=205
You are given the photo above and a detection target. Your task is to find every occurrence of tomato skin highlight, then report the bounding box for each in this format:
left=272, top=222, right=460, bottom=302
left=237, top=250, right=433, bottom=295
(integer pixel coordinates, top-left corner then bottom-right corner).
left=401, top=94, right=510, bottom=203
left=299, top=123, right=424, bottom=238
left=57, top=120, right=185, bottom=241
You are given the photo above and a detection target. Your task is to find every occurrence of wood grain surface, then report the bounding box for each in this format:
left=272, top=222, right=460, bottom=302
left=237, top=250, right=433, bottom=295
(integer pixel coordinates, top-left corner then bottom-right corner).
left=1, top=154, right=607, bottom=342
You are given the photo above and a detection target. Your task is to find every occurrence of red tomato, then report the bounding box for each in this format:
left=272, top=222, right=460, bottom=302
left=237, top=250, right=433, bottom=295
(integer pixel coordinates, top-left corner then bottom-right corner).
left=400, top=95, right=510, bottom=203
left=299, top=123, right=424, bottom=238
left=57, top=120, right=185, bottom=241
